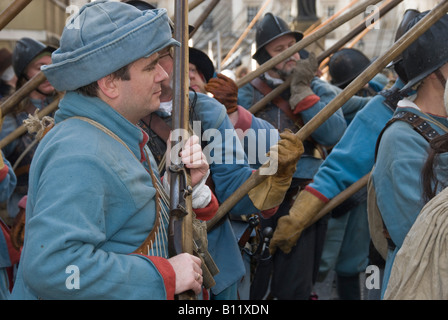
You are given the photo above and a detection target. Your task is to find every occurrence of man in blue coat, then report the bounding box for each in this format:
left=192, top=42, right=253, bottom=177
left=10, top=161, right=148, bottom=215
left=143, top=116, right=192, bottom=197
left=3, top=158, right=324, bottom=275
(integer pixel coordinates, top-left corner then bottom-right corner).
left=371, top=11, right=448, bottom=298
left=10, top=1, right=219, bottom=299
left=137, top=38, right=303, bottom=299
left=237, top=13, right=369, bottom=300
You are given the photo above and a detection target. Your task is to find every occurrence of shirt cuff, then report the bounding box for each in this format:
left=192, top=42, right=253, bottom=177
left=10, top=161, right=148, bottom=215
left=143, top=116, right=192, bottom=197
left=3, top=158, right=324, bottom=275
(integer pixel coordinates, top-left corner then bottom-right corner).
left=0, top=164, right=9, bottom=182
left=233, top=105, right=253, bottom=133
left=193, top=192, right=219, bottom=221
left=293, top=94, right=320, bottom=113
left=304, top=185, right=330, bottom=203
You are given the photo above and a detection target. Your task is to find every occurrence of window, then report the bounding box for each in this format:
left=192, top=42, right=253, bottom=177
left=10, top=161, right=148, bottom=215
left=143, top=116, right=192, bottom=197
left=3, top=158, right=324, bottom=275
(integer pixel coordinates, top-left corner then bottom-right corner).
left=247, top=6, right=259, bottom=24
left=327, top=5, right=335, bottom=18
left=203, top=16, right=214, bottom=31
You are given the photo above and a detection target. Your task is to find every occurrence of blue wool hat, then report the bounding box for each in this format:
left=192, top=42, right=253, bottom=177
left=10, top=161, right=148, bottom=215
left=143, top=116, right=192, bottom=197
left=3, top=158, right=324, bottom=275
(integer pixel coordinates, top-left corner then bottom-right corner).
left=42, top=0, right=180, bottom=91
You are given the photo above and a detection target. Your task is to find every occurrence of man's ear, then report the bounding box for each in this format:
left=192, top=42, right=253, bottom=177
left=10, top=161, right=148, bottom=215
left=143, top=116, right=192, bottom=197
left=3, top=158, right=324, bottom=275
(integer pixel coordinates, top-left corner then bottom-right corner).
left=97, top=75, right=119, bottom=99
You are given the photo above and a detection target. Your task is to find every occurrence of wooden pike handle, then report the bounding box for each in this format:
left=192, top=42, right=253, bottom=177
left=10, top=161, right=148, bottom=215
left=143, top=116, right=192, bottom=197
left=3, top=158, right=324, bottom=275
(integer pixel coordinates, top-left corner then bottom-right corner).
left=1, top=71, right=47, bottom=117
left=236, top=0, right=383, bottom=89
left=0, top=0, right=32, bottom=31
left=0, top=95, right=61, bottom=149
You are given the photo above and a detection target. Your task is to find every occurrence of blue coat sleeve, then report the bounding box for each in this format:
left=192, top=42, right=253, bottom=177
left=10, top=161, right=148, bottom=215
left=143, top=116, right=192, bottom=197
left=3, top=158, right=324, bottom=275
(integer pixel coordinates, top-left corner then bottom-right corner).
left=0, top=151, right=17, bottom=203
left=190, top=92, right=261, bottom=215
left=308, top=94, right=394, bottom=199
left=372, top=111, right=448, bottom=248
left=238, top=78, right=349, bottom=147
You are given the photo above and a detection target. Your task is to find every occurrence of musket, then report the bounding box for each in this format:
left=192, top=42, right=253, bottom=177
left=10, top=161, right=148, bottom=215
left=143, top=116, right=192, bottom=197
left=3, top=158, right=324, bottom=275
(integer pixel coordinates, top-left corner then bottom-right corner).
left=168, top=0, right=196, bottom=300
left=207, top=0, right=448, bottom=231
left=169, top=0, right=205, bottom=21
left=0, top=0, right=32, bottom=31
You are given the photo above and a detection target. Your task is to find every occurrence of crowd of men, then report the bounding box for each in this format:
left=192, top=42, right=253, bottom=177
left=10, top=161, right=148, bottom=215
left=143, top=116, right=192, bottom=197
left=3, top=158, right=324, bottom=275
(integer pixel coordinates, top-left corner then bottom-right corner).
left=0, top=0, right=447, bottom=300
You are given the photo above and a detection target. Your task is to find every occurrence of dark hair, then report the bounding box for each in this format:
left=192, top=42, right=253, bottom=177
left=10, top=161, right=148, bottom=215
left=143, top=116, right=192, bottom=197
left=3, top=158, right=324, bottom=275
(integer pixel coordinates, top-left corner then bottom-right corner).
left=75, top=64, right=131, bottom=97
left=421, top=133, right=448, bottom=202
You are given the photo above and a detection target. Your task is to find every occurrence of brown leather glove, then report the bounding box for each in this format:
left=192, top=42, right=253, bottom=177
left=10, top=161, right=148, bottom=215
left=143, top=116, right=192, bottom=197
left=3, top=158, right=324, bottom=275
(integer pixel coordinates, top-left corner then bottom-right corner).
left=289, top=52, right=318, bottom=110
left=270, top=188, right=326, bottom=254
left=248, top=129, right=304, bottom=211
left=204, top=73, right=238, bottom=114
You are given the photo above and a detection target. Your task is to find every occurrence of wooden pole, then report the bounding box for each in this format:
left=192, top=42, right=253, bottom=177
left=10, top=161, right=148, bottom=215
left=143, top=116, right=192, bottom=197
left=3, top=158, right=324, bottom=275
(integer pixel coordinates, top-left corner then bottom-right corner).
left=303, top=0, right=360, bottom=37
left=0, top=95, right=61, bottom=149
left=249, top=0, right=403, bottom=115
left=236, top=0, right=382, bottom=89
left=171, top=0, right=195, bottom=300
left=0, top=0, right=32, bottom=31
left=221, top=0, right=272, bottom=66
left=189, top=0, right=220, bottom=38
left=0, top=71, right=47, bottom=117
left=308, top=173, right=371, bottom=227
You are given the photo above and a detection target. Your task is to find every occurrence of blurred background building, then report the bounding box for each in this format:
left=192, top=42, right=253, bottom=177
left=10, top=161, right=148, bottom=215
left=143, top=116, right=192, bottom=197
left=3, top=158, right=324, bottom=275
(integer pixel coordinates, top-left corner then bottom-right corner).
left=0, top=0, right=442, bottom=75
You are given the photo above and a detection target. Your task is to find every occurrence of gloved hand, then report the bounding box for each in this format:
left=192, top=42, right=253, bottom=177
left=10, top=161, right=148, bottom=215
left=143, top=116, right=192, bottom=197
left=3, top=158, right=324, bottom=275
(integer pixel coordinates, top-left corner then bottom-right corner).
left=289, top=52, right=319, bottom=111
left=270, top=188, right=326, bottom=254
left=248, top=129, right=303, bottom=211
left=204, top=73, right=238, bottom=114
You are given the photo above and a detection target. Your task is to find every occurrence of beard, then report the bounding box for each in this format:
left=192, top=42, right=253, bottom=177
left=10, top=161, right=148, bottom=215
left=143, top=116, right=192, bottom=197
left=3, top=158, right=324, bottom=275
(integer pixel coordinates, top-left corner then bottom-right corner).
left=274, top=58, right=297, bottom=80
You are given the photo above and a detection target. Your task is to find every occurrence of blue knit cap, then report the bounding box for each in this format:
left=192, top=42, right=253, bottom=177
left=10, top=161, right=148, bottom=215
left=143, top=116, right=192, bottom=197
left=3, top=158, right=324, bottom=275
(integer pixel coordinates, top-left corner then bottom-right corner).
left=42, top=0, right=180, bottom=91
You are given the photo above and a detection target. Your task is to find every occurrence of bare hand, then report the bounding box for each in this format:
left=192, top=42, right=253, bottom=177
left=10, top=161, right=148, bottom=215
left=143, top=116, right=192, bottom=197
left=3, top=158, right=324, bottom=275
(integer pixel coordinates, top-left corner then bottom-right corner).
left=166, top=134, right=209, bottom=187
left=179, top=135, right=209, bottom=187
left=168, top=253, right=203, bottom=295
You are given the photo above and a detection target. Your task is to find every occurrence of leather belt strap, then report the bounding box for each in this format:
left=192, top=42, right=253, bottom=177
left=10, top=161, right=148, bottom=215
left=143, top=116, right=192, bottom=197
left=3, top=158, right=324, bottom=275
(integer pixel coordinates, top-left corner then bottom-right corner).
left=250, top=78, right=303, bottom=126
left=149, top=113, right=171, bottom=143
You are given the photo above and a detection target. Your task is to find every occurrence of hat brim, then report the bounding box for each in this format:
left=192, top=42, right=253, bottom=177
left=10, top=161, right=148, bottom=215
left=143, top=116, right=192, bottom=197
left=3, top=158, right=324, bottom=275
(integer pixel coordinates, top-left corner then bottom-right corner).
left=252, top=31, right=303, bottom=61
left=42, top=8, right=179, bottom=92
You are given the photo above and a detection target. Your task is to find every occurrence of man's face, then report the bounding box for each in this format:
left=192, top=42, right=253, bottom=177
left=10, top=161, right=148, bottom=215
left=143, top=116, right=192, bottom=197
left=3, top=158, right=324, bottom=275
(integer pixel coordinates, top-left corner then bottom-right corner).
left=158, top=46, right=175, bottom=102
left=117, top=52, right=168, bottom=123
left=265, top=34, right=300, bottom=78
left=26, top=54, right=54, bottom=95
left=189, top=63, right=206, bottom=93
